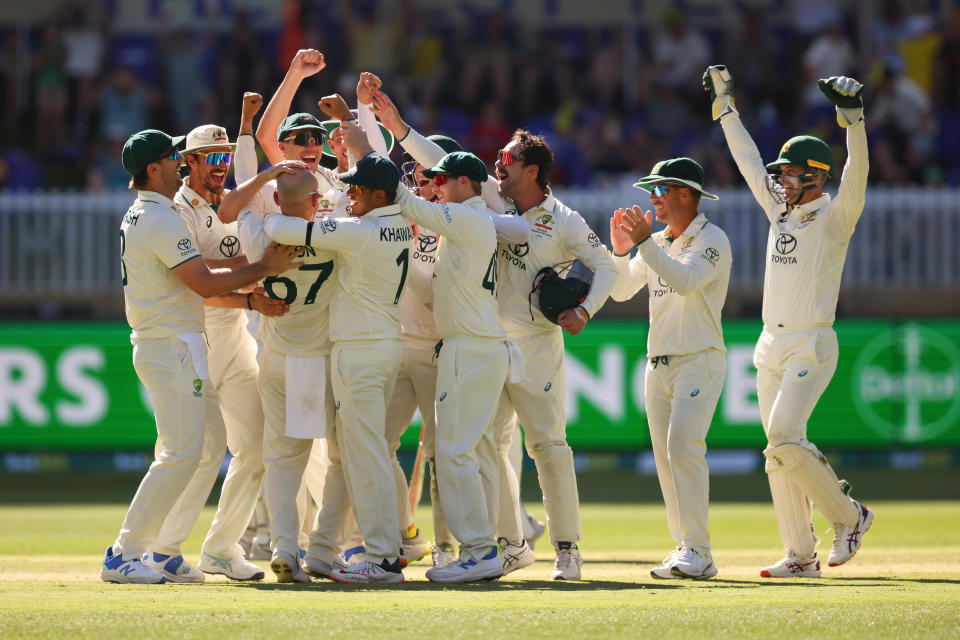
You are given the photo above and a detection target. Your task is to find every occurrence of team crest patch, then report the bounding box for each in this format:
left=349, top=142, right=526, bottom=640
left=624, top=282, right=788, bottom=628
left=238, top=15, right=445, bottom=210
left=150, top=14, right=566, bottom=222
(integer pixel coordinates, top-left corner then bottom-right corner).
left=534, top=214, right=553, bottom=230
left=679, top=236, right=694, bottom=251
left=193, top=379, right=202, bottom=397
left=799, top=209, right=819, bottom=225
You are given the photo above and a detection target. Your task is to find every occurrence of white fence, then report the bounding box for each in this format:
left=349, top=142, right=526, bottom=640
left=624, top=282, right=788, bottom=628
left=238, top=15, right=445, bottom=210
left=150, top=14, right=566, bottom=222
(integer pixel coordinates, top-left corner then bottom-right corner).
left=1, top=188, right=958, bottom=297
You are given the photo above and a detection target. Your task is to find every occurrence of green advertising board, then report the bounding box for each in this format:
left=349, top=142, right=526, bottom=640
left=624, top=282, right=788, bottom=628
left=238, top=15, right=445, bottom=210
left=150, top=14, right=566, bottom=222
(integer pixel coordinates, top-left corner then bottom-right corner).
left=1, top=321, right=959, bottom=451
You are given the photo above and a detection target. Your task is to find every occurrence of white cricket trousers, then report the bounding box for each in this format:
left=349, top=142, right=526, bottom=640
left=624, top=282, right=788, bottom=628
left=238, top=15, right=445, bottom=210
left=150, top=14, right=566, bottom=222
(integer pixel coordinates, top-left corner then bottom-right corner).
left=383, top=340, right=444, bottom=539
left=153, top=324, right=264, bottom=558
left=113, top=336, right=207, bottom=560
left=494, top=329, right=581, bottom=546
left=645, top=349, right=725, bottom=553
left=259, top=347, right=333, bottom=558
left=434, top=336, right=508, bottom=559
left=331, top=339, right=403, bottom=564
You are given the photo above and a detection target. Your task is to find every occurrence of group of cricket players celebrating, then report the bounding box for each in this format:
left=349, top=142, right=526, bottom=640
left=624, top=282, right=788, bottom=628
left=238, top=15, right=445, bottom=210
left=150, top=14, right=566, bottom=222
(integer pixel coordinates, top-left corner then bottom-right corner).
left=100, top=48, right=874, bottom=586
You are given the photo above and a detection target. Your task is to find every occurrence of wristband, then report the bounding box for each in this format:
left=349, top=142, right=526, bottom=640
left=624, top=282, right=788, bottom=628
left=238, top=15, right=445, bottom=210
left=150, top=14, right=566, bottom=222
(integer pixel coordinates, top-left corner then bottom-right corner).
left=246, top=292, right=253, bottom=310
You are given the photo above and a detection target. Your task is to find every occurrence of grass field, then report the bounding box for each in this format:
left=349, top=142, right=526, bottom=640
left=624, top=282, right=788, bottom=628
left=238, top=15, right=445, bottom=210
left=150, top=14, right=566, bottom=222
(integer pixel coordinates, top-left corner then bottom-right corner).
left=1, top=470, right=958, bottom=639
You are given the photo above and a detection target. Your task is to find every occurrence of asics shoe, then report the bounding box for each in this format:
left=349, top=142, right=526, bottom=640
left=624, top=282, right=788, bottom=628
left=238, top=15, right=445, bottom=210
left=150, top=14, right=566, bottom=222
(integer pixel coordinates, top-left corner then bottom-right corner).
left=199, top=551, right=264, bottom=581
left=499, top=538, right=535, bottom=575
left=761, top=553, right=822, bottom=578
left=650, top=547, right=682, bottom=579
left=669, top=547, right=718, bottom=580
left=552, top=542, right=582, bottom=580
left=828, top=501, right=874, bottom=567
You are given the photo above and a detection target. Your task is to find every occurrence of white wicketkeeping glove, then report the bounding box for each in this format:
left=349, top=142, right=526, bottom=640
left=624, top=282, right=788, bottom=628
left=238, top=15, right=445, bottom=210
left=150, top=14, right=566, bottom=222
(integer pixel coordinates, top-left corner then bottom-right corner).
left=703, top=65, right=738, bottom=120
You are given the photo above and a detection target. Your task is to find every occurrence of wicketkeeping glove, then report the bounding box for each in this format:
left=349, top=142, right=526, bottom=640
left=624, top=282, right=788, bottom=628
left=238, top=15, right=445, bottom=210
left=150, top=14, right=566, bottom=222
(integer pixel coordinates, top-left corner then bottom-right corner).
left=703, top=65, right=737, bottom=120
left=818, top=76, right=864, bottom=127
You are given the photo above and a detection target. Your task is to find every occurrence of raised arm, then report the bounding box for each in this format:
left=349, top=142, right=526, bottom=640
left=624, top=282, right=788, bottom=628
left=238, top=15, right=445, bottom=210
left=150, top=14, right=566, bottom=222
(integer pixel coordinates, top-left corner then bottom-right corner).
left=608, top=208, right=649, bottom=302
left=818, top=76, right=869, bottom=235
left=562, top=212, right=618, bottom=320
left=219, top=160, right=306, bottom=224
left=173, top=243, right=302, bottom=298
left=255, top=49, right=326, bottom=166
left=263, top=213, right=372, bottom=255
left=395, top=184, right=484, bottom=246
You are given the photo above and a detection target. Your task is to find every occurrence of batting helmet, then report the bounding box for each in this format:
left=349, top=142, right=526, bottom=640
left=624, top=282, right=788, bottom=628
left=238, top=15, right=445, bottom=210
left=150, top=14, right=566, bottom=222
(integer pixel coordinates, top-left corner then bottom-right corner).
left=530, top=263, right=591, bottom=324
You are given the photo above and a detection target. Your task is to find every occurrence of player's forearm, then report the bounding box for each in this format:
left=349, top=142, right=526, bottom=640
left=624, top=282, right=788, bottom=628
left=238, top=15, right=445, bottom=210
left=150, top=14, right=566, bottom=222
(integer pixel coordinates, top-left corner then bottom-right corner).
left=490, top=213, right=530, bottom=243
left=202, top=292, right=248, bottom=308
left=233, top=134, right=259, bottom=187
left=256, top=70, right=302, bottom=166
left=398, top=126, right=445, bottom=170
left=263, top=214, right=309, bottom=247
left=637, top=241, right=712, bottom=296
left=206, top=256, right=249, bottom=269
left=609, top=254, right=648, bottom=302
left=201, top=262, right=272, bottom=298
left=719, top=113, right=776, bottom=208
left=358, top=101, right=389, bottom=157
left=219, top=171, right=272, bottom=223
left=579, top=255, right=618, bottom=318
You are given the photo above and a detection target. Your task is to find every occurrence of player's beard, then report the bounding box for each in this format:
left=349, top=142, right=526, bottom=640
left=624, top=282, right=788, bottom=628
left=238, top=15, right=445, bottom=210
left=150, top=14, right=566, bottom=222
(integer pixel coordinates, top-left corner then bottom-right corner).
left=203, top=168, right=227, bottom=195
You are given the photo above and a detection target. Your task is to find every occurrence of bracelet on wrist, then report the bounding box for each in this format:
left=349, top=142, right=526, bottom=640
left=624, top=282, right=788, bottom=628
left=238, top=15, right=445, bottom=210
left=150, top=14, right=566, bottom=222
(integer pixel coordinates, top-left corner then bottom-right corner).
left=246, top=292, right=253, bottom=310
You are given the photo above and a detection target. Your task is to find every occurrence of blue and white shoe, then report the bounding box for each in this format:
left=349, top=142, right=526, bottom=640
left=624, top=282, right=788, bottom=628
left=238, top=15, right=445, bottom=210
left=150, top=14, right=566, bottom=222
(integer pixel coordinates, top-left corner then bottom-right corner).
left=341, top=545, right=366, bottom=565
left=199, top=551, right=264, bottom=581
left=331, top=558, right=404, bottom=585
left=100, top=546, right=166, bottom=584
left=425, top=546, right=503, bottom=583
left=142, top=552, right=204, bottom=583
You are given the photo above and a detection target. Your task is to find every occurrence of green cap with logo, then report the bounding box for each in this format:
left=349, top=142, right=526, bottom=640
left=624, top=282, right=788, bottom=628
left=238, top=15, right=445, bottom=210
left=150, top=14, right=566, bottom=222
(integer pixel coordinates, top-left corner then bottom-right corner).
left=121, top=129, right=185, bottom=176
left=422, top=151, right=489, bottom=183
left=338, top=155, right=400, bottom=195
left=633, top=157, right=717, bottom=200
left=277, top=112, right=325, bottom=141
left=766, top=135, right=834, bottom=177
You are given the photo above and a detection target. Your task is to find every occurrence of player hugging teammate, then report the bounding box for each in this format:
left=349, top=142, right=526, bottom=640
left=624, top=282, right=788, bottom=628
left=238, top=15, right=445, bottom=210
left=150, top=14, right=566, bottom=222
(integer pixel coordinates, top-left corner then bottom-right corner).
left=101, top=47, right=872, bottom=585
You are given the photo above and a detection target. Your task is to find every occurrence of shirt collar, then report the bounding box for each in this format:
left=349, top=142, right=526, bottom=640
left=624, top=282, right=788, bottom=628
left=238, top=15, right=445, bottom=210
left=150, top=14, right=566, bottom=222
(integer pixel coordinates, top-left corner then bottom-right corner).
left=522, top=190, right=556, bottom=216
left=661, top=213, right=708, bottom=243
left=463, top=195, right=487, bottom=210
left=792, top=193, right=830, bottom=215
left=137, top=190, right=178, bottom=211
left=176, top=184, right=212, bottom=211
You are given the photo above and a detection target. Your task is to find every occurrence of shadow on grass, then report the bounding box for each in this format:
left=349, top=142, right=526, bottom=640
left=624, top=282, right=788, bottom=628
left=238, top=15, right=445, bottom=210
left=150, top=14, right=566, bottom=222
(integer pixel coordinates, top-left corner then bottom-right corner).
left=230, top=579, right=680, bottom=592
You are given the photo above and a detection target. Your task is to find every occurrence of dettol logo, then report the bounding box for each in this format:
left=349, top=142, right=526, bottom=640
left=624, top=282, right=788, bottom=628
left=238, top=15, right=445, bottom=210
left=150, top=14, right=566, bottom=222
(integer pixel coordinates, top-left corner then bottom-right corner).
left=853, top=324, right=960, bottom=442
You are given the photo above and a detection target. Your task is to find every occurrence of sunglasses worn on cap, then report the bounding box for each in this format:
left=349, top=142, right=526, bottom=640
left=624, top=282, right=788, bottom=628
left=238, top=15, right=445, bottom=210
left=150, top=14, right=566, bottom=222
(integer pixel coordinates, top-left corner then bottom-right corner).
left=433, top=174, right=450, bottom=187
left=650, top=184, right=671, bottom=197
left=497, top=149, right=521, bottom=166
left=195, top=151, right=233, bottom=166
left=283, top=131, right=323, bottom=147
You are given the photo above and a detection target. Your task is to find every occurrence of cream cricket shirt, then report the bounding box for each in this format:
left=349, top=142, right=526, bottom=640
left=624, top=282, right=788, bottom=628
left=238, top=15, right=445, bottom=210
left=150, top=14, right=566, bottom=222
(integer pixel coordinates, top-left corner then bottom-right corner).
left=720, top=114, right=869, bottom=328
left=611, top=214, right=731, bottom=357
left=396, top=187, right=505, bottom=340
left=175, top=184, right=245, bottom=329
left=238, top=207, right=336, bottom=357
left=264, top=205, right=411, bottom=342
left=399, top=226, right=441, bottom=344
left=496, top=193, right=618, bottom=335
left=121, top=190, right=203, bottom=341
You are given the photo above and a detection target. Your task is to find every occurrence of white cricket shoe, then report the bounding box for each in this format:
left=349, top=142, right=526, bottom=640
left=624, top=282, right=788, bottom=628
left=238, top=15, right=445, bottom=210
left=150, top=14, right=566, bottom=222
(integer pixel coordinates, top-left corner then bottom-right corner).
left=401, top=528, right=431, bottom=566
left=100, top=546, right=165, bottom=584
left=303, top=553, right=348, bottom=579
left=431, top=543, right=457, bottom=568
left=331, top=559, right=404, bottom=585
left=341, top=545, right=366, bottom=565
left=650, top=547, right=682, bottom=579
left=247, top=536, right=272, bottom=561
left=669, top=547, right=718, bottom=580
left=828, top=501, right=874, bottom=567
left=760, top=553, right=822, bottom=578
left=521, top=511, right=546, bottom=551
left=499, top=538, right=535, bottom=575
left=270, top=551, right=311, bottom=583
left=426, top=546, right=503, bottom=583
left=199, top=551, right=264, bottom=581
left=552, top=543, right=583, bottom=580
left=141, top=552, right=204, bottom=583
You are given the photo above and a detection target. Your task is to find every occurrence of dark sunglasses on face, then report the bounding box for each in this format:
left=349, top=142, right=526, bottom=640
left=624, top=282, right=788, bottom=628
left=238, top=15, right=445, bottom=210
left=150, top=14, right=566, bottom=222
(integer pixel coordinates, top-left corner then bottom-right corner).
left=432, top=174, right=450, bottom=187
left=157, top=148, right=181, bottom=162
left=650, top=184, right=671, bottom=197
left=497, top=149, right=520, bottom=166
left=346, top=184, right=368, bottom=195
left=194, top=151, right=233, bottom=166
left=282, top=131, right=323, bottom=147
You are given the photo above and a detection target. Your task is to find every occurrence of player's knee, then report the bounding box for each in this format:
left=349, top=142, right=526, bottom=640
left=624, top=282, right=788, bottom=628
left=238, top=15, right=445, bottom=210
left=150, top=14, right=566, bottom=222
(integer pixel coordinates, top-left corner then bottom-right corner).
left=531, top=439, right=568, bottom=454
left=763, top=443, right=809, bottom=474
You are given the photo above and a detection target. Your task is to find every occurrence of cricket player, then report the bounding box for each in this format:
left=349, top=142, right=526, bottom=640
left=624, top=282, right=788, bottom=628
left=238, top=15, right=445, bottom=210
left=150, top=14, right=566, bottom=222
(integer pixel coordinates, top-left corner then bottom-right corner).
left=609, top=157, right=732, bottom=580
left=101, top=129, right=299, bottom=584
left=262, top=157, right=412, bottom=584
left=143, top=124, right=289, bottom=583
left=705, top=66, right=873, bottom=577
left=372, top=91, right=616, bottom=578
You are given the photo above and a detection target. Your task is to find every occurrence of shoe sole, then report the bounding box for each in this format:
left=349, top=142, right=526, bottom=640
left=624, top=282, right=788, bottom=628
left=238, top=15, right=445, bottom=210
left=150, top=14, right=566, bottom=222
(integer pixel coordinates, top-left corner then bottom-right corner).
left=427, top=570, right=503, bottom=583
left=760, top=569, right=822, bottom=578
left=828, top=509, right=874, bottom=567
left=270, top=558, right=309, bottom=583
left=202, top=568, right=265, bottom=581
left=669, top=565, right=718, bottom=580
left=330, top=573, right=405, bottom=585
left=155, top=569, right=204, bottom=583
left=100, top=571, right=167, bottom=585
left=401, top=546, right=431, bottom=565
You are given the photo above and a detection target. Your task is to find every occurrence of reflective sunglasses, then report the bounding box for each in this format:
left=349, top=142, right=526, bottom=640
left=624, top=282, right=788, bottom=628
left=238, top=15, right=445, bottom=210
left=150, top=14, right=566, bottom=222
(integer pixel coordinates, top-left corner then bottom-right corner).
left=282, top=131, right=324, bottom=147
left=157, top=147, right=181, bottom=162
left=650, top=184, right=671, bottom=197
left=346, top=184, right=368, bottom=195
left=497, top=149, right=521, bottom=166
left=432, top=174, right=450, bottom=187
left=194, top=150, right=234, bottom=166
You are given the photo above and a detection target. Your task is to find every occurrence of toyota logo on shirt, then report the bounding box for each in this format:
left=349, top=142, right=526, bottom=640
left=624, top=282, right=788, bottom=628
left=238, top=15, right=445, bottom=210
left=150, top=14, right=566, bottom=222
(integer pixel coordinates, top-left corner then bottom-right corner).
left=776, top=233, right=797, bottom=255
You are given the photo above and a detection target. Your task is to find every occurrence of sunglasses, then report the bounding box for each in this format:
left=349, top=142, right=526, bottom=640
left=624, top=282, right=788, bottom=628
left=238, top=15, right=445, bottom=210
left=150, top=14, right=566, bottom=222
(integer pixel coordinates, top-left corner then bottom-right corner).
left=156, top=148, right=181, bottom=162
left=282, top=131, right=323, bottom=147
left=650, top=184, right=671, bottom=197
left=497, top=149, right=521, bottom=166
left=346, top=184, right=368, bottom=195
left=194, top=151, right=233, bottom=166
left=432, top=174, right=450, bottom=187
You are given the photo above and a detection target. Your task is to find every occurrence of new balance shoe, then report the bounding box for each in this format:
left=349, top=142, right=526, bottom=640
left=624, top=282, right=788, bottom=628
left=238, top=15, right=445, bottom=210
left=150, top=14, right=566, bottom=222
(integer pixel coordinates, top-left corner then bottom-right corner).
left=141, top=552, right=204, bottom=583
left=760, top=553, right=822, bottom=578
left=669, top=547, right=718, bottom=580
left=828, top=501, right=874, bottom=567
left=650, top=547, right=682, bottom=579
left=199, top=551, right=264, bottom=581
left=552, top=542, right=582, bottom=580
left=431, top=543, right=457, bottom=568
left=521, top=510, right=546, bottom=551
left=331, top=558, right=404, bottom=584
left=401, top=528, right=431, bottom=566
left=426, top=546, right=503, bottom=583
left=270, top=551, right=311, bottom=583
left=499, top=538, right=535, bottom=575
left=100, top=546, right=165, bottom=584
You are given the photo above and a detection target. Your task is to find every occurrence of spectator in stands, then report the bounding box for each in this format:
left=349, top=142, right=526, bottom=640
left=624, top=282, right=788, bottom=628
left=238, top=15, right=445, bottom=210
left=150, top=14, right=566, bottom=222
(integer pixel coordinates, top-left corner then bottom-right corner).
left=869, top=57, right=936, bottom=183
left=802, top=17, right=855, bottom=108
left=98, top=67, right=150, bottom=141
left=33, top=24, right=69, bottom=153
left=898, top=9, right=941, bottom=96
left=217, top=10, right=269, bottom=134
left=652, top=7, right=711, bottom=96
left=159, top=28, right=210, bottom=132
left=936, top=8, right=960, bottom=110
left=62, top=4, right=105, bottom=139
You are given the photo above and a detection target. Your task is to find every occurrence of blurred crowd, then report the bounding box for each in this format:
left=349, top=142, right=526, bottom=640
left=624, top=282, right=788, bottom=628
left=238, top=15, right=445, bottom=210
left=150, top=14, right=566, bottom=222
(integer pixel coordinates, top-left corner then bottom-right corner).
left=1, top=0, right=959, bottom=192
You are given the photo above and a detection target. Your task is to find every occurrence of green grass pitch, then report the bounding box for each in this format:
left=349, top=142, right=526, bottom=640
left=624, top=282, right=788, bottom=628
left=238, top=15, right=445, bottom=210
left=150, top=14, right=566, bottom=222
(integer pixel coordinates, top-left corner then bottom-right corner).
left=0, top=470, right=958, bottom=639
